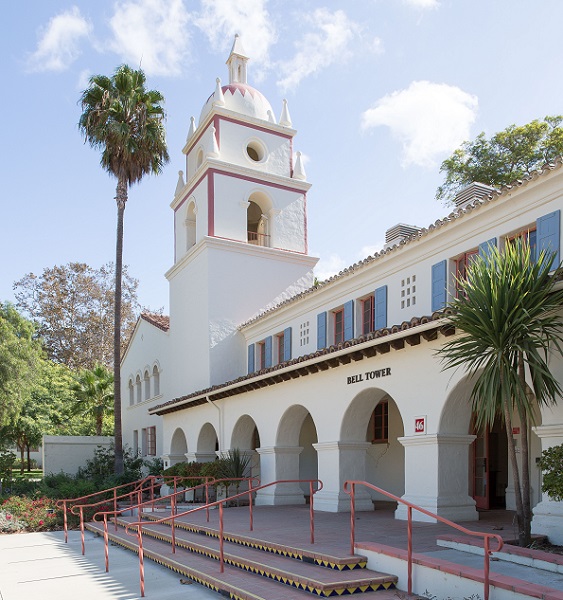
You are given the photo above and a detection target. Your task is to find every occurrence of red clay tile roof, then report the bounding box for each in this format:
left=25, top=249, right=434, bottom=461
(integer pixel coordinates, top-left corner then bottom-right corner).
left=239, top=159, right=563, bottom=329
left=151, top=310, right=453, bottom=416
left=141, top=312, right=170, bottom=332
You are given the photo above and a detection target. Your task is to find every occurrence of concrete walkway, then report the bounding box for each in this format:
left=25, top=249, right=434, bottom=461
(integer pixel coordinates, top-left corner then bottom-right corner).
left=0, top=530, right=219, bottom=600
left=1, top=507, right=562, bottom=599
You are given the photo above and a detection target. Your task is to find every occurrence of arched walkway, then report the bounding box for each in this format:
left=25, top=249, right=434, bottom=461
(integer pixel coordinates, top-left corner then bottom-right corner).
left=196, top=422, right=219, bottom=463
left=230, top=414, right=261, bottom=479
left=169, top=428, right=188, bottom=465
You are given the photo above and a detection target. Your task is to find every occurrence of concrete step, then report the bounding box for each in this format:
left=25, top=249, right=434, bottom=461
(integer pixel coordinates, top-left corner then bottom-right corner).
left=140, top=509, right=367, bottom=571
left=86, top=521, right=409, bottom=599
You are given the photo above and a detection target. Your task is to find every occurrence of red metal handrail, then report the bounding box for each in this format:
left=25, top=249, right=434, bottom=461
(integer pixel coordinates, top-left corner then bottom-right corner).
left=344, top=480, right=503, bottom=600
left=77, top=476, right=214, bottom=556
left=55, top=475, right=158, bottom=544
left=120, top=479, right=322, bottom=597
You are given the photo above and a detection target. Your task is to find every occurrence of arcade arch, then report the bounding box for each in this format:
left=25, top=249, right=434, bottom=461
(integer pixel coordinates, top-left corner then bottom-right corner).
left=230, top=414, right=261, bottom=479
left=439, top=373, right=543, bottom=513
left=197, top=422, right=219, bottom=462
left=340, top=388, right=405, bottom=503
left=169, top=427, right=188, bottom=466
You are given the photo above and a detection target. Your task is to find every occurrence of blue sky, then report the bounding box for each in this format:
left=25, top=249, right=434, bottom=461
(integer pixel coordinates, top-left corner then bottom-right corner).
left=3, top=0, right=563, bottom=312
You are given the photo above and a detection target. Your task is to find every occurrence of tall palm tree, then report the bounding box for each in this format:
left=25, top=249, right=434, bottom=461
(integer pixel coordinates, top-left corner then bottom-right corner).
left=79, top=65, right=169, bottom=473
left=71, top=364, right=114, bottom=436
left=440, top=239, right=563, bottom=546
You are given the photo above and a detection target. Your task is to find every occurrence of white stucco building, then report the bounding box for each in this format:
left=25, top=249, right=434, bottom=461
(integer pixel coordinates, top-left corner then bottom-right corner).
left=121, top=36, right=563, bottom=542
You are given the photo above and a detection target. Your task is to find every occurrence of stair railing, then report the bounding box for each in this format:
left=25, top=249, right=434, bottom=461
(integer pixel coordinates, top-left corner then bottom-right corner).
left=77, top=476, right=213, bottom=558
left=120, top=479, right=322, bottom=598
left=56, top=475, right=158, bottom=545
left=344, top=480, right=503, bottom=600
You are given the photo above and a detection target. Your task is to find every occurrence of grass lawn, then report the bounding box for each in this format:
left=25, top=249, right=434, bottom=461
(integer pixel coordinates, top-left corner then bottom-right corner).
left=12, top=469, right=43, bottom=480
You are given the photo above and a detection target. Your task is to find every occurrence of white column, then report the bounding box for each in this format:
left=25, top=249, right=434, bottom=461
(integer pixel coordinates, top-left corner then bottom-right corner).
left=268, top=208, right=281, bottom=248
left=396, top=434, right=477, bottom=522
left=254, top=446, right=306, bottom=506
left=313, top=441, right=373, bottom=513
left=531, top=424, right=563, bottom=544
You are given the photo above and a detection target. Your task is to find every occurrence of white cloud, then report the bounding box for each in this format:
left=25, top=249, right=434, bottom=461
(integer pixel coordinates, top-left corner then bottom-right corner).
left=27, top=6, right=91, bottom=72
left=277, top=8, right=358, bottom=92
left=361, top=81, right=478, bottom=168
left=109, top=0, right=191, bottom=76
left=76, top=69, right=91, bottom=91
left=403, top=0, right=440, bottom=9
left=195, top=0, right=276, bottom=71
left=314, top=254, right=348, bottom=281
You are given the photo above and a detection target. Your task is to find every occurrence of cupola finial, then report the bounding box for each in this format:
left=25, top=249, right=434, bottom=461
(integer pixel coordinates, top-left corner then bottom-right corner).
left=226, top=34, right=249, bottom=84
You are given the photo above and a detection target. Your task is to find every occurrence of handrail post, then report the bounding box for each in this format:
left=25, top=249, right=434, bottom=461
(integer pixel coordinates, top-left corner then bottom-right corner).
left=349, top=483, right=356, bottom=555
left=62, top=501, right=68, bottom=543
left=79, top=506, right=85, bottom=555
left=484, top=536, right=490, bottom=600
left=407, top=506, right=413, bottom=596
left=138, top=525, right=145, bottom=598
left=219, top=501, right=224, bottom=573
left=137, top=490, right=142, bottom=519
left=114, top=488, right=118, bottom=531
left=103, top=514, right=109, bottom=572
left=249, top=478, right=254, bottom=532
left=310, top=481, right=315, bottom=544
left=205, top=480, right=210, bottom=523
left=171, top=494, right=176, bottom=554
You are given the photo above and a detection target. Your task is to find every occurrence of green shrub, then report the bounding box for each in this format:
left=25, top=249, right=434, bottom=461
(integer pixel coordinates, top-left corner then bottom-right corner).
left=539, top=443, right=563, bottom=501
left=1, top=496, right=61, bottom=532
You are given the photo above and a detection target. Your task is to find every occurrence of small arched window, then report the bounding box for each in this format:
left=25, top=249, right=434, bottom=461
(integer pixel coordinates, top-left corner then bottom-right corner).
left=136, top=375, right=142, bottom=404
left=128, top=379, right=134, bottom=406
left=153, top=365, right=160, bottom=396
left=196, top=148, right=204, bottom=170
left=144, top=370, right=151, bottom=400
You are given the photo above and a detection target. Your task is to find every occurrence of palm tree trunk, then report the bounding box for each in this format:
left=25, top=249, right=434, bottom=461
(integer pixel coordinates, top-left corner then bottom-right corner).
left=503, top=398, right=526, bottom=545
left=113, top=177, right=127, bottom=475
left=518, top=353, right=532, bottom=545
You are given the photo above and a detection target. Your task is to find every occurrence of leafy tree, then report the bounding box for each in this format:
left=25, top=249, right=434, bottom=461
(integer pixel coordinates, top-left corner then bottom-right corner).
left=538, top=443, right=563, bottom=502
left=437, top=115, right=563, bottom=203
left=71, top=364, right=114, bottom=436
left=0, top=411, right=42, bottom=474
left=14, top=262, right=139, bottom=370
left=439, top=240, right=563, bottom=546
left=79, top=65, right=169, bottom=474
left=0, top=303, right=43, bottom=427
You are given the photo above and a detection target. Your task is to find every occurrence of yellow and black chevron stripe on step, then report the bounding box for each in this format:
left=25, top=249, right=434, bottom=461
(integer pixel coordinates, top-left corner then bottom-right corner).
left=129, top=517, right=363, bottom=572
left=313, top=558, right=367, bottom=571
left=103, top=531, right=248, bottom=600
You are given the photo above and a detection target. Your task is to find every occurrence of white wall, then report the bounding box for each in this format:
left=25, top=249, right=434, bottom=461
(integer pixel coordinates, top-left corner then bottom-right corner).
left=42, top=436, right=112, bottom=475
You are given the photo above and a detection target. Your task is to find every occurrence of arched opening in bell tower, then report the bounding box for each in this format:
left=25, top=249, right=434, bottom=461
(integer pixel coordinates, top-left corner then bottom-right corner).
left=185, top=199, right=197, bottom=250
left=247, top=191, right=273, bottom=247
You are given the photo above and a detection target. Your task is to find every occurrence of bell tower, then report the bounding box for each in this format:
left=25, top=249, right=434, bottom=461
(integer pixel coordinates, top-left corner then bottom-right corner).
left=165, top=36, right=318, bottom=398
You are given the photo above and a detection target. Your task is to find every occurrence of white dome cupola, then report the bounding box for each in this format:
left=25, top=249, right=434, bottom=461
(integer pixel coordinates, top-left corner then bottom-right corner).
left=174, top=35, right=312, bottom=263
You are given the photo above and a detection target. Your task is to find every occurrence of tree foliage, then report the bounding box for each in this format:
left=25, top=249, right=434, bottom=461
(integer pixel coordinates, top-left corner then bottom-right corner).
left=437, top=115, right=563, bottom=203
left=538, top=444, right=563, bottom=502
left=14, top=262, right=139, bottom=370
left=0, top=303, right=43, bottom=427
left=71, top=364, right=114, bottom=436
left=79, top=64, right=169, bottom=475
left=439, top=240, right=563, bottom=546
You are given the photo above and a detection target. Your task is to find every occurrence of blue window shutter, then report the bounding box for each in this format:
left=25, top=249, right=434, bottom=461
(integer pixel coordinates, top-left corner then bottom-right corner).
left=478, top=238, right=497, bottom=260
left=264, top=336, right=273, bottom=368
left=317, top=312, right=327, bottom=350
left=537, top=210, right=561, bottom=267
left=375, top=285, right=388, bottom=329
left=344, top=300, right=354, bottom=341
left=247, top=344, right=255, bottom=374
left=431, top=260, right=448, bottom=312
left=283, top=327, right=292, bottom=361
